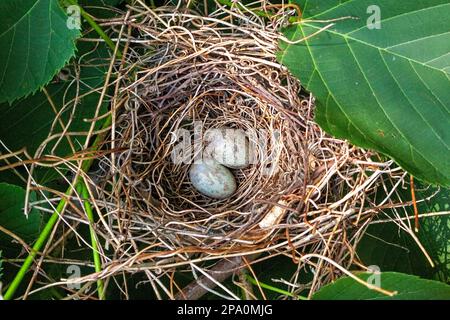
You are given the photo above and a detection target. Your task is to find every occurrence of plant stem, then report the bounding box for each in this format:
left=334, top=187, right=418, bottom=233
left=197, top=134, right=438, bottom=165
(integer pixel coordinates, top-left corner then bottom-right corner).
left=3, top=196, right=64, bottom=300
left=3, top=115, right=112, bottom=300
left=80, top=183, right=105, bottom=299
left=245, top=275, right=308, bottom=300
left=65, top=0, right=123, bottom=58
left=3, top=0, right=120, bottom=300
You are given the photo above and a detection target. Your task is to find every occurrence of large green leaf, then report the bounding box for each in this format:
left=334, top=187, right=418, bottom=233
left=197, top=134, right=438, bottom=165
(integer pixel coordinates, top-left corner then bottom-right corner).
left=0, top=0, right=80, bottom=103
left=312, top=272, right=450, bottom=300
left=278, top=0, right=450, bottom=186
left=357, top=182, right=450, bottom=282
left=0, top=183, right=42, bottom=246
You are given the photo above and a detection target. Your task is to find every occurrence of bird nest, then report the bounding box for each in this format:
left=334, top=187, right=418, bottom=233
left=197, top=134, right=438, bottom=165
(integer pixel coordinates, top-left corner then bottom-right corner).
left=16, top=1, right=412, bottom=298
left=70, top=2, right=408, bottom=297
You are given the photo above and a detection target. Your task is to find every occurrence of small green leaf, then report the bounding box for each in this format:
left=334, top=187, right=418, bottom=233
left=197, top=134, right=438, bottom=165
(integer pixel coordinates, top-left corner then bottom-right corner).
left=0, top=183, right=42, bottom=245
left=278, top=0, right=450, bottom=186
left=0, top=0, right=80, bottom=103
left=312, top=272, right=450, bottom=300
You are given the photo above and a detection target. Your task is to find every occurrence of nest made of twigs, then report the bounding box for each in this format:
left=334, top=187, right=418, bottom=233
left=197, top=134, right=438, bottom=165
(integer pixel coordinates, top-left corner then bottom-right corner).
left=77, top=1, right=407, bottom=293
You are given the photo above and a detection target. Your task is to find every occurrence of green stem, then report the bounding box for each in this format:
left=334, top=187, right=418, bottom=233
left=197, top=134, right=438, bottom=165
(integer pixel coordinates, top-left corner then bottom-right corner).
left=3, top=198, right=64, bottom=300
left=3, top=0, right=119, bottom=301
left=65, top=0, right=123, bottom=58
left=79, top=183, right=105, bottom=299
left=245, top=275, right=308, bottom=300
left=3, top=115, right=111, bottom=300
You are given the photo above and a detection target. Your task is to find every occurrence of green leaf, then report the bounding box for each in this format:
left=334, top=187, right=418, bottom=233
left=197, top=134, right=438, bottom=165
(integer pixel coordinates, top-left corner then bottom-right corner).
left=278, top=0, right=450, bottom=186
left=0, top=0, right=80, bottom=103
left=0, top=183, right=42, bottom=245
left=312, top=272, right=450, bottom=300
left=357, top=182, right=450, bottom=282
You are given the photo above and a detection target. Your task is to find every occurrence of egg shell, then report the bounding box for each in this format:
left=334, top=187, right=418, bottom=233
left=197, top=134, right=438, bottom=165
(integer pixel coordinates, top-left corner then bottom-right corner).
left=204, top=128, right=251, bottom=169
left=189, top=161, right=237, bottom=199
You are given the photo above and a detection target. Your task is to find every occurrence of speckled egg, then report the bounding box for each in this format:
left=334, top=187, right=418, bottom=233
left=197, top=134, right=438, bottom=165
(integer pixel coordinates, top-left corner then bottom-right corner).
left=204, top=128, right=251, bottom=169
left=189, top=160, right=237, bottom=199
